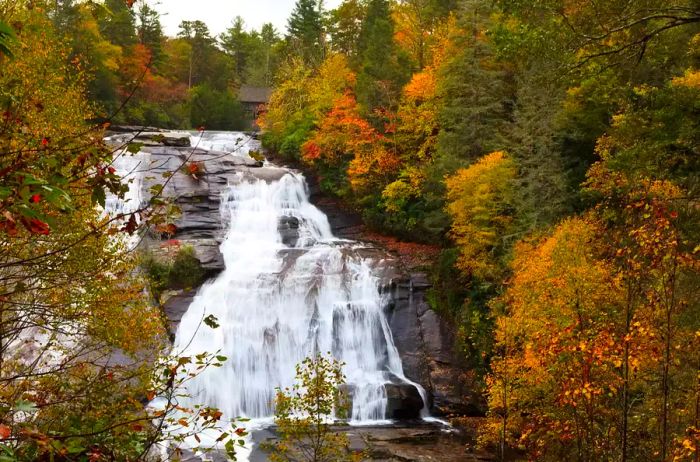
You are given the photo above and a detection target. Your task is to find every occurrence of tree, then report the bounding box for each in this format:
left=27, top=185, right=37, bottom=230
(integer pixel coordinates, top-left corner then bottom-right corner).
left=258, top=58, right=315, bottom=159
left=392, top=0, right=454, bottom=69
left=379, top=23, right=454, bottom=231
left=484, top=217, right=626, bottom=461
left=269, top=355, right=359, bottom=462
left=177, top=20, right=215, bottom=89
left=98, top=0, right=137, bottom=49
left=190, top=84, right=246, bottom=130
left=53, top=1, right=123, bottom=114
left=444, top=151, right=517, bottom=283
left=257, top=23, right=282, bottom=85
left=287, top=0, right=325, bottom=65
left=327, top=0, right=367, bottom=60
left=435, top=0, right=510, bottom=168
left=135, top=0, right=164, bottom=65
left=497, top=0, right=700, bottom=70
left=0, top=7, right=167, bottom=459
left=220, top=16, right=249, bottom=82
left=355, top=0, right=410, bottom=118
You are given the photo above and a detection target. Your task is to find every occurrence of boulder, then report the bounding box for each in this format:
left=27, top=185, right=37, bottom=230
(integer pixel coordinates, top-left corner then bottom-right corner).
left=161, top=289, right=197, bottom=335
left=278, top=216, right=300, bottom=247
left=384, top=383, right=424, bottom=419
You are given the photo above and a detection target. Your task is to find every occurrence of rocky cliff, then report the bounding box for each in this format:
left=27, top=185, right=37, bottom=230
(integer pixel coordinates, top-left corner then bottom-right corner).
left=108, top=128, right=476, bottom=418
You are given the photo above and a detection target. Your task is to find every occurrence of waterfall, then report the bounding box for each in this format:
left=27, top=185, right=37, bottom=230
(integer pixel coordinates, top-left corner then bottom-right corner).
left=173, top=133, right=423, bottom=425
left=102, top=136, right=151, bottom=249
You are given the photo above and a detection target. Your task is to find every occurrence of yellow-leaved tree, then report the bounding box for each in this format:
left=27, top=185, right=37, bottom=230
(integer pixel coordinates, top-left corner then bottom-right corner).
left=445, top=151, right=516, bottom=283
left=483, top=217, right=626, bottom=461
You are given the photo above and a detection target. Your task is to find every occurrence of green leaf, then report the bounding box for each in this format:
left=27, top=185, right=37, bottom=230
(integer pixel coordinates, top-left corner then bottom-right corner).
left=14, top=400, right=37, bottom=413
left=215, top=355, right=227, bottom=362
left=92, top=185, right=106, bottom=207
left=0, top=20, right=16, bottom=58
left=224, top=439, right=236, bottom=459
left=126, top=142, right=144, bottom=154
left=149, top=184, right=164, bottom=196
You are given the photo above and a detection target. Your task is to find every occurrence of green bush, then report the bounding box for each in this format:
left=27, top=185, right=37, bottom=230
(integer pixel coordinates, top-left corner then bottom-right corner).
left=141, top=245, right=206, bottom=299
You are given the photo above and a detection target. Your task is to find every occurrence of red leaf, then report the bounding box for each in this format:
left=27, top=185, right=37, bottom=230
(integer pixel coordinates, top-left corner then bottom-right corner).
left=0, top=424, right=11, bottom=439
left=21, top=217, right=50, bottom=235
left=41, top=137, right=49, bottom=147
left=121, top=214, right=138, bottom=235
left=156, top=223, right=177, bottom=236
left=30, top=194, right=41, bottom=203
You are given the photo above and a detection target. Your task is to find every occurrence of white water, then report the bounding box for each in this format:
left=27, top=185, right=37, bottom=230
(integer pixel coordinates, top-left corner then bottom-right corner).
left=173, top=133, right=424, bottom=425
left=102, top=135, right=152, bottom=249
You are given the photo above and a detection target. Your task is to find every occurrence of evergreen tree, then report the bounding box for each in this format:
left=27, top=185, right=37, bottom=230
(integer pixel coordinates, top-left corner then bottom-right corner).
left=287, top=0, right=324, bottom=65
left=327, top=0, right=367, bottom=60
left=258, top=23, right=281, bottom=85
left=98, top=0, right=137, bottom=48
left=435, top=0, right=510, bottom=168
left=136, top=1, right=164, bottom=65
left=220, top=16, right=249, bottom=82
left=177, top=20, right=216, bottom=88
left=355, top=0, right=410, bottom=118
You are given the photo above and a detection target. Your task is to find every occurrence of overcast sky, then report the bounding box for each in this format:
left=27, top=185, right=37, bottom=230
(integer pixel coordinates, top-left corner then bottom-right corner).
left=151, top=0, right=342, bottom=38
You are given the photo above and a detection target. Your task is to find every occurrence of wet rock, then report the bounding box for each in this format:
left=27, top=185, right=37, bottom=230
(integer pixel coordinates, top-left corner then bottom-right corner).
left=385, top=383, right=424, bottom=419
left=278, top=216, right=300, bottom=247
left=106, top=129, right=193, bottom=147
left=105, top=138, right=270, bottom=274
left=106, top=124, right=164, bottom=133
left=162, top=289, right=197, bottom=335
left=249, top=422, right=494, bottom=461
left=386, top=273, right=483, bottom=417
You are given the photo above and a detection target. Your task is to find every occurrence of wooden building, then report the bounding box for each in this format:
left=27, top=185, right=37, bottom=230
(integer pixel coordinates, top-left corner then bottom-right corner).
left=238, top=85, right=272, bottom=123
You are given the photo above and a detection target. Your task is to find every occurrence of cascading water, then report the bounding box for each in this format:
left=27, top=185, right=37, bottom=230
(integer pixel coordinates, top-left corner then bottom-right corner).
left=173, top=132, right=425, bottom=428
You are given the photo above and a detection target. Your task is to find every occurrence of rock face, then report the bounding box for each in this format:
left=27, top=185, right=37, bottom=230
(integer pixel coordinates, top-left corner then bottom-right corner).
left=106, top=131, right=265, bottom=273
left=277, top=215, right=300, bottom=247
left=111, top=129, right=475, bottom=418
left=385, top=383, right=425, bottom=419
left=386, top=274, right=482, bottom=416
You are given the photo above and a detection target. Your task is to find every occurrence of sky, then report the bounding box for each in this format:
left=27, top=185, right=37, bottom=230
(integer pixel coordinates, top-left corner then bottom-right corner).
left=151, top=0, right=342, bottom=38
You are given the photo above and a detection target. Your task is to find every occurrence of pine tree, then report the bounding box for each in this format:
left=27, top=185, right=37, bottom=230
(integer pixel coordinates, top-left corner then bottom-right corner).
left=136, top=1, right=164, bottom=65
left=98, top=0, right=137, bottom=48
left=355, top=0, right=410, bottom=119
left=435, top=0, right=510, bottom=167
left=287, top=0, right=324, bottom=65
left=220, top=16, right=249, bottom=81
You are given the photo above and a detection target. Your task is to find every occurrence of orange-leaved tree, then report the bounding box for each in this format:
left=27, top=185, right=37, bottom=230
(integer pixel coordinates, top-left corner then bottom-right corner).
left=483, top=216, right=627, bottom=461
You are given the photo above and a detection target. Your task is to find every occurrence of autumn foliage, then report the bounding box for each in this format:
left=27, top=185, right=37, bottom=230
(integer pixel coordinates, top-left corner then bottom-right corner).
left=445, top=151, right=516, bottom=282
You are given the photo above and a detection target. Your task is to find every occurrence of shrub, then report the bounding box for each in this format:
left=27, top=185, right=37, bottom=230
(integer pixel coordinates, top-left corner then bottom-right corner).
left=141, top=245, right=206, bottom=299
